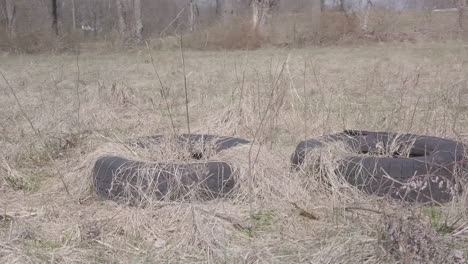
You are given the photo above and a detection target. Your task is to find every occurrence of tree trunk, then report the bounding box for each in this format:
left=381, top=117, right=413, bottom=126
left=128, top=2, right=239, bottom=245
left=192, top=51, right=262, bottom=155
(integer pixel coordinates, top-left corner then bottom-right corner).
left=71, top=0, right=76, bottom=30
left=52, top=0, right=59, bottom=35
left=252, top=0, right=279, bottom=37
left=134, top=0, right=143, bottom=43
left=189, top=0, right=198, bottom=32
left=361, top=0, right=372, bottom=32
left=221, top=0, right=235, bottom=24
left=457, top=0, right=466, bottom=30
left=252, top=1, right=261, bottom=32
left=5, top=0, right=16, bottom=38
left=311, top=0, right=322, bottom=32
left=116, top=0, right=127, bottom=37
left=215, top=0, right=220, bottom=17
left=219, top=0, right=250, bottom=25
left=93, top=8, right=98, bottom=37
left=339, top=0, right=345, bottom=11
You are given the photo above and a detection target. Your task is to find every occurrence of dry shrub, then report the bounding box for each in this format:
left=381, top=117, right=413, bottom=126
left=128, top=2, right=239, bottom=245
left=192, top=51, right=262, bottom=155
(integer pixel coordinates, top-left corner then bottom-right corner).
left=157, top=12, right=361, bottom=50
left=195, top=18, right=263, bottom=50
left=211, top=144, right=309, bottom=202
left=153, top=18, right=263, bottom=51
left=382, top=213, right=465, bottom=263
left=152, top=11, right=361, bottom=50
left=318, top=11, right=360, bottom=45
left=0, top=31, right=84, bottom=54
left=1, top=10, right=466, bottom=53
left=367, top=9, right=468, bottom=42
left=0, top=155, right=29, bottom=191
left=160, top=8, right=468, bottom=49
left=297, top=139, right=372, bottom=203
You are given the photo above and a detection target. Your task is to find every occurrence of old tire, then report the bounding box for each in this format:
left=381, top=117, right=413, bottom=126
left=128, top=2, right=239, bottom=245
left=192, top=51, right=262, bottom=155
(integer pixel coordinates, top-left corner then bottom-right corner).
left=292, top=130, right=466, bottom=203
left=94, top=156, right=235, bottom=202
left=93, top=134, right=249, bottom=203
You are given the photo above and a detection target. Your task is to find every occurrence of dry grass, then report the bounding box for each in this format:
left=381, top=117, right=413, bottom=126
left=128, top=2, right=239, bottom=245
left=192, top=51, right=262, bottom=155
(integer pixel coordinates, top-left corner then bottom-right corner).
left=1, top=41, right=468, bottom=263
left=150, top=10, right=468, bottom=51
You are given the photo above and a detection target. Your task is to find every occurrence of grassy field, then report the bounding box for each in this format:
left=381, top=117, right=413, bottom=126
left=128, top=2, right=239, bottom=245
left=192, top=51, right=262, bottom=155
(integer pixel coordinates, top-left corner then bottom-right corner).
left=1, top=41, right=468, bottom=263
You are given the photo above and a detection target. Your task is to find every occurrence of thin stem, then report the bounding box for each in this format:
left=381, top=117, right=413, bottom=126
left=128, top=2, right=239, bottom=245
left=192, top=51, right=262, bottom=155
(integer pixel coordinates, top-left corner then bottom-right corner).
left=303, top=59, right=308, bottom=141
left=75, top=53, right=81, bottom=128
left=180, top=33, right=191, bottom=134
left=247, top=60, right=287, bottom=201
left=145, top=42, right=176, bottom=135
left=159, top=3, right=189, bottom=37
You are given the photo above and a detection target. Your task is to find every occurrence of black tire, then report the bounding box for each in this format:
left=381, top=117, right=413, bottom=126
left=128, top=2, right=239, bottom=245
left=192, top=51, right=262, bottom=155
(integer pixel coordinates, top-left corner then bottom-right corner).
left=93, top=134, right=249, bottom=203
left=291, top=130, right=466, bottom=203
left=94, top=156, right=235, bottom=202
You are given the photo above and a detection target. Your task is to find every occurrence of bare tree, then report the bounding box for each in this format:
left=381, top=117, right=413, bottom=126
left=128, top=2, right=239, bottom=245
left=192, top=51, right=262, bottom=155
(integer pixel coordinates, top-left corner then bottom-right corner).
left=5, top=0, right=16, bottom=37
left=215, top=0, right=220, bottom=17
left=362, top=0, right=373, bottom=32
left=71, top=0, right=76, bottom=30
left=311, top=0, right=322, bottom=32
left=134, top=0, right=143, bottom=42
left=52, top=0, right=59, bottom=35
left=252, top=0, right=279, bottom=36
left=116, top=0, right=127, bottom=37
left=115, top=0, right=143, bottom=43
left=219, top=0, right=250, bottom=25
left=422, top=0, right=434, bottom=25
left=339, top=0, right=345, bottom=11
left=221, top=0, right=235, bottom=24
left=189, top=0, right=199, bottom=32
left=457, top=0, right=466, bottom=30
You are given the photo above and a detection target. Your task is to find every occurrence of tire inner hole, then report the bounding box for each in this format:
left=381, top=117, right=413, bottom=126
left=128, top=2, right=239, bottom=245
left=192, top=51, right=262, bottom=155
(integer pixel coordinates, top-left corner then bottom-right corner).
left=359, top=146, right=426, bottom=158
